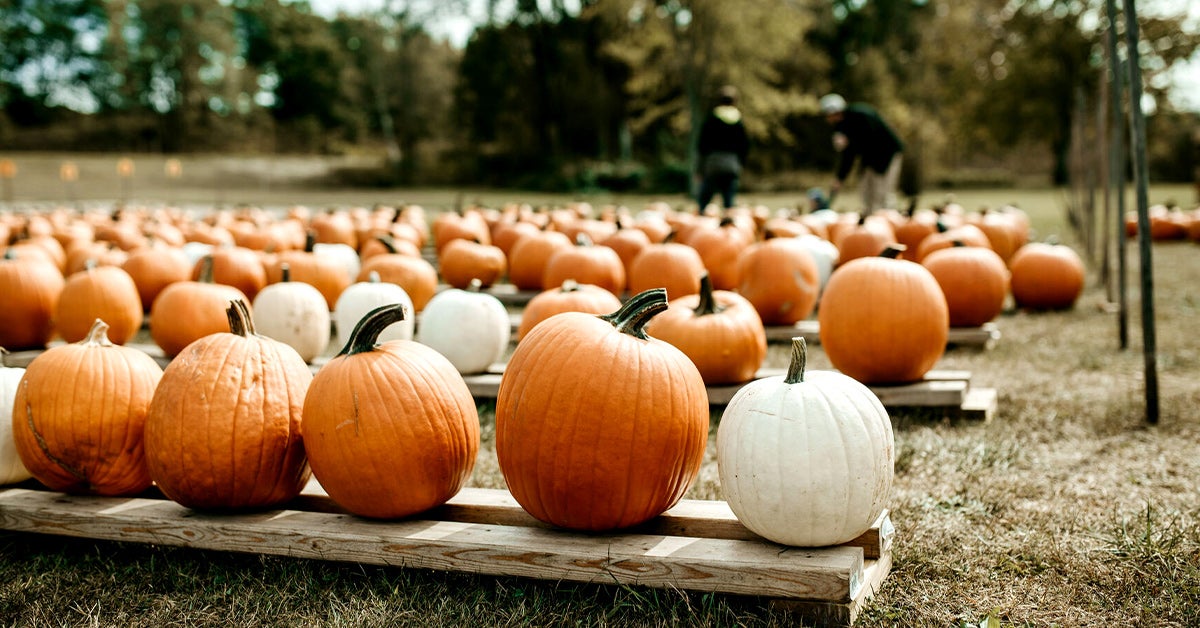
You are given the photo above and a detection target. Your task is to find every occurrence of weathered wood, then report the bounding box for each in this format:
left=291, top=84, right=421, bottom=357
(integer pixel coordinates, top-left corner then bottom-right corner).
left=764, top=320, right=1000, bottom=350
left=0, top=486, right=880, bottom=605
left=957, top=387, right=998, bottom=422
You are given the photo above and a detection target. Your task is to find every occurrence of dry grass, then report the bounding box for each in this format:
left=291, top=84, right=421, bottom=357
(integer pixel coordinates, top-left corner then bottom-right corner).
left=1, top=153, right=1199, bottom=626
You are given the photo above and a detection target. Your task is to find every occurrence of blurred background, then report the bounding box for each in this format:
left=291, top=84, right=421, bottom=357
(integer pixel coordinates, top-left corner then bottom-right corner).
left=1, top=0, right=1197, bottom=198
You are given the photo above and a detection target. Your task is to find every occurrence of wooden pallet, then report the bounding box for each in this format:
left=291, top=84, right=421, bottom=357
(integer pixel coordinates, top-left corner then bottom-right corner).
left=764, top=320, right=1001, bottom=350
left=463, top=365, right=996, bottom=421
left=0, top=481, right=894, bottom=627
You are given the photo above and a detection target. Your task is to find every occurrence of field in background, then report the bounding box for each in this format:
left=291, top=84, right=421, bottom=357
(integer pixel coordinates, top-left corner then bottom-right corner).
left=1, top=152, right=1199, bottom=626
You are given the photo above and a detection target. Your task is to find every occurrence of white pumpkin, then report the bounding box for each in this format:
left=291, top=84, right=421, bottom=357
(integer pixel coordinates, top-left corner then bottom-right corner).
left=313, top=242, right=361, bottom=285
left=334, top=272, right=415, bottom=346
left=0, top=361, right=32, bottom=485
left=181, top=241, right=215, bottom=267
left=416, top=280, right=510, bottom=375
left=796, top=233, right=839, bottom=293
left=251, top=263, right=331, bottom=363
left=717, top=338, right=893, bottom=547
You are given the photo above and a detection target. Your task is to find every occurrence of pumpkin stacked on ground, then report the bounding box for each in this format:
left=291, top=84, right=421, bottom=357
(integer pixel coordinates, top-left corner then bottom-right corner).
left=12, top=320, right=163, bottom=495
left=736, top=237, right=821, bottom=326
left=818, top=245, right=949, bottom=384
left=54, top=263, right=144, bottom=345
left=0, top=249, right=65, bottom=350
left=1008, top=240, right=1085, bottom=310
left=496, top=288, right=709, bottom=531
left=302, top=304, right=479, bottom=519
left=922, top=242, right=1010, bottom=327
left=144, top=300, right=313, bottom=510
left=717, top=338, right=894, bottom=546
left=150, top=255, right=250, bottom=358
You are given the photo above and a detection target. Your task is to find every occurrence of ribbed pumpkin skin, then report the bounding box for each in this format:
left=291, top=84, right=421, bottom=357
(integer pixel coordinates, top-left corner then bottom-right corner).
left=302, top=333, right=479, bottom=519
left=517, top=282, right=622, bottom=340
left=0, top=254, right=64, bottom=350
left=12, top=322, right=162, bottom=495
left=1008, top=243, right=1085, bottom=310
left=922, top=246, right=1010, bottom=327
left=627, top=242, right=706, bottom=301
left=496, top=297, right=709, bottom=531
left=736, top=238, right=820, bottom=326
left=150, top=280, right=249, bottom=358
left=717, top=342, right=893, bottom=547
left=144, top=312, right=313, bottom=510
left=645, top=281, right=766, bottom=385
left=818, top=255, right=948, bottom=384
left=55, top=265, right=144, bottom=345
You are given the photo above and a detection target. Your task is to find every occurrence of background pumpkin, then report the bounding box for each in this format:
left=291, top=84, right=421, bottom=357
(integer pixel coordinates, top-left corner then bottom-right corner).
left=922, top=243, right=1010, bottom=327
left=0, top=355, right=32, bottom=485
left=150, top=255, right=250, bottom=358
left=54, top=263, right=144, bottom=345
left=0, top=249, right=65, bottom=350
left=516, top=279, right=622, bottom=341
left=416, top=281, right=510, bottom=374
left=12, top=319, right=162, bottom=496
left=736, top=237, right=821, bottom=326
left=302, top=304, right=479, bottom=519
left=252, top=263, right=331, bottom=363
left=334, top=272, right=415, bottom=346
left=1008, top=241, right=1086, bottom=310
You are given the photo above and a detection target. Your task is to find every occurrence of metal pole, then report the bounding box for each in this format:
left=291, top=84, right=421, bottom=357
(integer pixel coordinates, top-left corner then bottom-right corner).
left=1121, top=0, right=1159, bottom=425
left=1106, top=0, right=1129, bottom=350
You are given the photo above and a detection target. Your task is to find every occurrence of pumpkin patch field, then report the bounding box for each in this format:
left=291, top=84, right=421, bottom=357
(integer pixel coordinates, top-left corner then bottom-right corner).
left=0, top=158, right=1198, bottom=627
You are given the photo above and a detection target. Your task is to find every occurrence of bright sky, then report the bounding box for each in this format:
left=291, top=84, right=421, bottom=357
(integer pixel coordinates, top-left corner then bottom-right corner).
left=302, top=0, right=1200, bottom=111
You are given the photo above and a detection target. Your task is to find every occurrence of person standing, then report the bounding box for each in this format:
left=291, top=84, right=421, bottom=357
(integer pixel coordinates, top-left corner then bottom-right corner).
left=820, top=93, right=904, bottom=214
left=696, top=85, right=749, bottom=212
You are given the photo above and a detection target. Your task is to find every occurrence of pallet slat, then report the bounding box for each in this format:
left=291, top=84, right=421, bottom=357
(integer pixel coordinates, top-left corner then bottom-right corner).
left=0, top=485, right=892, bottom=609
left=763, top=320, right=1000, bottom=350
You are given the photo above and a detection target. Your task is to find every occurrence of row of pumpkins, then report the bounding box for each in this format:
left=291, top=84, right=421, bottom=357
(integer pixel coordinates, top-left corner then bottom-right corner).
left=1, top=199, right=1085, bottom=389
left=2, top=296, right=891, bottom=548
left=1123, top=203, right=1200, bottom=241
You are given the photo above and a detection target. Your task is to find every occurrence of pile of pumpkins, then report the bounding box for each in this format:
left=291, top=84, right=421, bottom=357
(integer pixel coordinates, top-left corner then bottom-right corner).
left=1123, top=203, right=1200, bottom=242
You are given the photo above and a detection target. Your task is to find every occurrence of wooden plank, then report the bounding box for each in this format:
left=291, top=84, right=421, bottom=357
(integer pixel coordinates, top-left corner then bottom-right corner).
left=0, top=487, right=868, bottom=604
left=956, top=387, right=998, bottom=422
left=765, top=320, right=1000, bottom=350
left=772, top=553, right=893, bottom=627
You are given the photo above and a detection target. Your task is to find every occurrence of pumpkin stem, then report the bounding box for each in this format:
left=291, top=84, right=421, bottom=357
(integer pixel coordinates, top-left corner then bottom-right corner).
left=367, top=271, right=381, bottom=283
left=784, top=337, right=807, bottom=384
left=692, top=273, right=724, bottom=317
left=197, top=255, right=215, bottom=283
left=3, top=248, right=14, bottom=261
left=467, top=278, right=483, bottom=293
left=376, top=235, right=399, bottom=254
left=880, top=244, right=906, bottom=259
left=82, top=319, right=113, bottom=347
left=599, top=287, right=668, bottom=340
left=574, top=232, right=593, bottom=246
left=559, top=278, right=579, bottom=293
left=226, top=300, right=256, bottom=337
left=304, top=231, right=316, bottom=253
left=337, top=303, right=407, bottom=356
left=280, top=262, right=291, bottom=283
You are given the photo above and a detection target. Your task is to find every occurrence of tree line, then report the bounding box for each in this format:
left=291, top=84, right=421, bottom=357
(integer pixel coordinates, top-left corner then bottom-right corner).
left=1, top=0, right=1197, bottom=194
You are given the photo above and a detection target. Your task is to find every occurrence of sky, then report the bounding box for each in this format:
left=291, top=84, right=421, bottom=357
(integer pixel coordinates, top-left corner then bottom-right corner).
left=302, top=0, right=1200, bottom=112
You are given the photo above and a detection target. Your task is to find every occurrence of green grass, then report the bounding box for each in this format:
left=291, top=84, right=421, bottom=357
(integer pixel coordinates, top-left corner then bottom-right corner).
left=2, top=154, right=1200, bottom=626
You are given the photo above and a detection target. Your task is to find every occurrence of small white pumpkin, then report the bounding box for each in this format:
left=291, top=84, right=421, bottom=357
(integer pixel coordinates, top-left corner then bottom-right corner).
left=416, top=279, right=510, bottom=375
left=795, top=233, right=840, bottom=293
left=251, top=263, right=331, bottom=363
left=0, top=355, right=32, bottom=485
left=333, top=272, right=415, bottom=346
left=717, top=337, right=893, bottom=547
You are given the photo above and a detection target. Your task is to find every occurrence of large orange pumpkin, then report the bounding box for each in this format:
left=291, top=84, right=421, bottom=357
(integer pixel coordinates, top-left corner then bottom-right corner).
left=688, top=218, right=751, bottom=291
left=516, top=279, right=623, bottom=341
left=507, top=230, right=572, bottom=291
left=122, top=245, right=191, bottom=312
left=12, top=319, right=162, bottom=495
left=438, top=238, right=507, bottom=289
left=302, top=304, right=479, bottom=519
left=626, top=239, right=706, bottom=300
left=922, top=243, right=1010, bottom=327
left=496, top=288, right=709, bottom=531
left=818, top=246, right=949, bottom=384
left=646, top=273, right=766, bottom=384
left=144, top=300, right=313, bottom=510
left=541, top=234, right=626, bottom=297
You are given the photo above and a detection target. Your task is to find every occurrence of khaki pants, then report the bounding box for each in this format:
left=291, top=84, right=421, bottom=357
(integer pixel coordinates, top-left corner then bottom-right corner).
left=860, top=154, right=902, bottom=213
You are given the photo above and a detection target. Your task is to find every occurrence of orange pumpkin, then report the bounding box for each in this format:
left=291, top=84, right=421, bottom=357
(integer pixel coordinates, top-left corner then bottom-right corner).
left=646, top=273, right=766, bottom=384
left=736, top=238, right=821, bottom=326
left=541, top=234, right=626, bottom=297
left=835, top=214, right=898, bottom=266
left=626, top=239, right=706, bottom=300
left=818, top=246, right=949, bottom=384
left=0, top=249, right=64, bottom=350
left=1008, top=241, right=1085, bottom=310
left=144, top=300, right=312, bottom=510
left=150, top=255, right=250, bottom=358
left=13, top=319, right=162, bottom=495
left=438, top=238, right=507, bottom=289
left=689, top=218, right=751, bottom=291
left=922, top=243, right=1010, bottom=327
left=496, top=288, right=708, bottom=531
left=516, top=279, right=623, bottom=341
left=193, top=245, right=268, bottom=302
left=55, top=263, right=144, bottom=345
left=356, top=251, right=438, bottom=312
left=122, top=245, right=192, bottom=312
left=268, top=232, right=351, bottom=310
left=507, top=230, right=572, bottom=291
left=302, top=304, right=479, bottom=519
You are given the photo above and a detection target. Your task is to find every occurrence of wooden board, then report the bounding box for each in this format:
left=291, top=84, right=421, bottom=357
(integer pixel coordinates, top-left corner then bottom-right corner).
left=765, top=320, right=1000, bottom=350
left=0, top=482, right=894, bottom=626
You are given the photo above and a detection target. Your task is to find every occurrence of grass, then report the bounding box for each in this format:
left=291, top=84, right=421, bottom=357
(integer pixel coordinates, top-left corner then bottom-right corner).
left=2, top=153, right=1200, bottom=626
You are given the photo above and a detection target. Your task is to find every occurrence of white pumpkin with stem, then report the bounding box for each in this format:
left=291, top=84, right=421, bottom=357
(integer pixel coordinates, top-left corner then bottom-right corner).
left=334, top=271, right=415, bottom=346
left=416, top=279, right=510, bottom=375
left=252, top=263, right=331, bottom=363
left=0, top=350, right=31, bottom=485
left=717, top=337, right=894, bottom=547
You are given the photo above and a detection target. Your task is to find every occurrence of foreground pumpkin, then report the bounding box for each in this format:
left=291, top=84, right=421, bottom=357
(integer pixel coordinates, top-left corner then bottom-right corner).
left=717, top=338, right=894, bottom=546
left=144, top=300, right=313, bottom=510
left=818, top=245, right=948, bottom=384
left=12, top=320, right=163, bottom=495
left=0, top=353, right=32, bottom=485
left=646, top=273, right=766, bottom=384
left=496, top=288, right=708, bottom=531
left=302, top=304, right=479, bottom=519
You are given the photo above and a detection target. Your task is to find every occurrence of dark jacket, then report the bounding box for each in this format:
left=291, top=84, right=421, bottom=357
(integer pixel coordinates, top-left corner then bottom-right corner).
left=698, top=105, right=749, bottom=171
left=834, top=103, right=903, bottom=181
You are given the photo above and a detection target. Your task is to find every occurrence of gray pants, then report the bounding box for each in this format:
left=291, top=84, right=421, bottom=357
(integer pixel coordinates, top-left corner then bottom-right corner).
left=860, top=154, right=902, bottom=212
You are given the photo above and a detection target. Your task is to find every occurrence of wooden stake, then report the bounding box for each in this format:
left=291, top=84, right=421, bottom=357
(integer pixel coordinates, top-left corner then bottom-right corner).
left=1105, top=0, right=1130, bottom=351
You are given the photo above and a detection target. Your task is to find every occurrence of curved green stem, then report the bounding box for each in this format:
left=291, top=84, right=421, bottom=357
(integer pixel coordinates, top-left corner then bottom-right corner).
left=599, top=288, right=668, bottom=340
left=337, top=303, right=407, bottom=356
left=692, top=273, right=724, bottom=317
left=784, top=337, right=807, bottom=384
left=225, top=300, right=256, bottom=337
left=197, top=255, right=215, bottom=283
left=881, top=244, right=906, bottom=259
left=280, top=262, right=291, bottom=283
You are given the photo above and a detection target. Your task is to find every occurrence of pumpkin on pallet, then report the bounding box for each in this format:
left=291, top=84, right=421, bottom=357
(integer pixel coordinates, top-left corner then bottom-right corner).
left=12, top=319, right=163, bottom=496
left=252, top=263, right=331, bottom=364
left=516, top=279, right=622, bottom=341
left=416, top=279, right=510, bottom=375
left=646, top=273, right=766, bottom=385
left=818, top=245, right=948, bottom=385
left=150, top=255, right=250, bottom=358
left=54, top=262, right=144, bottom=345
left=0, top=248, right=64, bottom=350
left=0, top=351, right=32, bottom=485
left=736, top=237, right=820, bottom=326
left=922, top=242, right=1010, bottom=327
left=496, top=288, right=709, bottom=531
left=718, top=338, right=894, bottom=547
left=541, top=233, right=626, bottom=298
left=1008, top=240, right=1085, bottom=311
left=627, top=236, right=706, bottom=301
left=302, top=304, right=479, bottom=519
left=144, top=300, right=313, bottom=510
left=334, top=271, right=415, bottom=346
left=439, top=238, right=507, bottom=289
